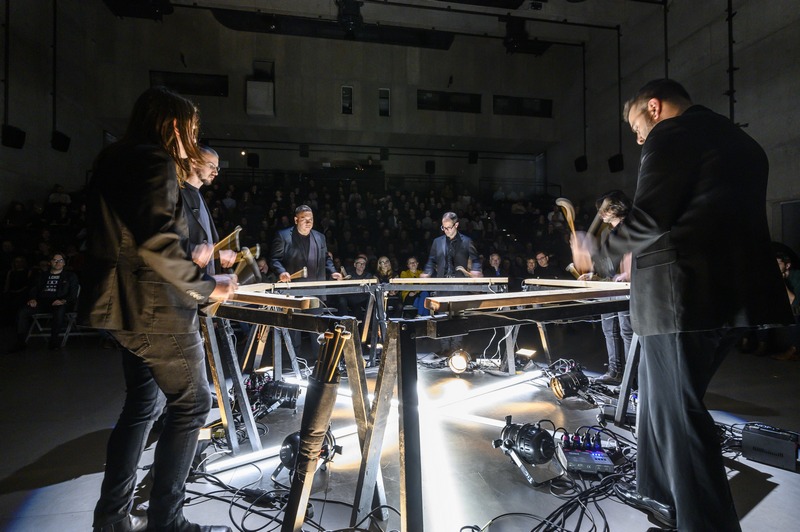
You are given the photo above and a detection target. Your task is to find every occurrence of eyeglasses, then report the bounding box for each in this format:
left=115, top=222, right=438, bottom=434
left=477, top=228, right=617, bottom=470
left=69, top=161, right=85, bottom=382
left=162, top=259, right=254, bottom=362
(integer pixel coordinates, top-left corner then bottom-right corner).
left=441, top=224, right=456, bottom=231
left=52, top=258, right=65, bottom=263
left=205, top=162, right=221, bottom=172
left=355, top=262, right=366, bottom=266
left=378, top=260, right=390, bottom=264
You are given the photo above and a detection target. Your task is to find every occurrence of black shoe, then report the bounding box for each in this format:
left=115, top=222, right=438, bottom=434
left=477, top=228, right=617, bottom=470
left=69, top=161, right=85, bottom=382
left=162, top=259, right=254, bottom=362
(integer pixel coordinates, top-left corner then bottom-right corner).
left=614, top=481, right=676, bottom=528
left=594, top=371, right=622, bottom=385
left=94, top=514, right=147, bottom=532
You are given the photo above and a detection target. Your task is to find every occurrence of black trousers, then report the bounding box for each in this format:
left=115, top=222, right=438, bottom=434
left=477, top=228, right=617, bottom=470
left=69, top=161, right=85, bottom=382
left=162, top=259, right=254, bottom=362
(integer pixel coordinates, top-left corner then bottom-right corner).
left=637, top=329, right=744, bottom=532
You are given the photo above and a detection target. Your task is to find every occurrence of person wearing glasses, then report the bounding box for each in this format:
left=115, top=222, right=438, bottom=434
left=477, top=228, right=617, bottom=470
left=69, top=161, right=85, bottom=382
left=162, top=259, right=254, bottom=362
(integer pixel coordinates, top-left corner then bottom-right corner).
left=420, top=212, right=481, bottom=279
left=10, top=251, right=78, bottom=351
left=180, top=145, right=236, bottom=275
left=421, top=212, right=481, bottom=356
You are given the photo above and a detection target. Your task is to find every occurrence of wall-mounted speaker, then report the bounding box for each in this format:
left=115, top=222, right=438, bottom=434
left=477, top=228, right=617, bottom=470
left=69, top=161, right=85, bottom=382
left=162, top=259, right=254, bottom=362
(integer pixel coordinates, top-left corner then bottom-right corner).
left=2, top=125, right=26, bottom=149
left=608, top=153, right=624, bottom=173
left=380, top=147, right=389, bottom=161
left=247, top=153, right=260, bottom=168
left=299, top=144, right=309, bottom=158
left=468, top=151, right=478, bottom=164
left=51, top=131, right=71, bottom=152
left=425, top=160, right=435, bottom=174
left=574, top=155, right=588, bottom=172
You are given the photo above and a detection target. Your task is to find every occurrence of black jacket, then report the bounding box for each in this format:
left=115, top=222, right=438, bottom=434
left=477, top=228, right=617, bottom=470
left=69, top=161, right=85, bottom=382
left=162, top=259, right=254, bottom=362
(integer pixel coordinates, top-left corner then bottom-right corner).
left=599, top=105, right=792, bottom=335
left=79, top=143, right=216, bottom=333
left=270, top=227, right=335, bottom=281
left=423, top=233, right=481, bottom=277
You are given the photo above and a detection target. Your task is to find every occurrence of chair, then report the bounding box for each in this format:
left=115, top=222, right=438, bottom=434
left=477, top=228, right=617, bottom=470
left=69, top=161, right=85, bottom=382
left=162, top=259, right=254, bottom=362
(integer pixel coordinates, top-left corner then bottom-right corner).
left=25, top=286, right=95, bottom=347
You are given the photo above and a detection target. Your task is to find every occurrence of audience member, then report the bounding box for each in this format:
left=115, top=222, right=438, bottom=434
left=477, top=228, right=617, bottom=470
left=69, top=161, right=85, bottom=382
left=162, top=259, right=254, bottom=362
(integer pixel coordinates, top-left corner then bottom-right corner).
left=11, top=251, right=79, bottom=351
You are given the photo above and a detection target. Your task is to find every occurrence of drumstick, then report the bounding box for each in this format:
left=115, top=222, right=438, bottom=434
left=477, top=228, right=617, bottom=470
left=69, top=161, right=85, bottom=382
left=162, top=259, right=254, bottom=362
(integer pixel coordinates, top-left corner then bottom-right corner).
left=555, top=197, right=577, bottom=238
left=456, top=265, right=474, bottom=278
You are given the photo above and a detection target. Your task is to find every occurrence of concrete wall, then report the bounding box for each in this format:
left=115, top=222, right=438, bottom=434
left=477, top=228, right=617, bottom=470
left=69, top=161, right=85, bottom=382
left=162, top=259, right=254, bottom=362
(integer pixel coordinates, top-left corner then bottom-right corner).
left=1, top=0, right=798, bottom=238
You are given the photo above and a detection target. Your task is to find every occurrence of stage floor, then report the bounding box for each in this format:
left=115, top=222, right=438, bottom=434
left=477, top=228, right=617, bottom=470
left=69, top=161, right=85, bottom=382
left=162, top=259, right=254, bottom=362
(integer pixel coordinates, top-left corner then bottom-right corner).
left=1, top=321, right=799, bottom=531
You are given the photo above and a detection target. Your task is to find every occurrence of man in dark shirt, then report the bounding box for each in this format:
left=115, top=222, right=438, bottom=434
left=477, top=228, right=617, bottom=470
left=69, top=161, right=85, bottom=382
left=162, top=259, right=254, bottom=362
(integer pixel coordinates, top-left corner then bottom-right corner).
left=530, top=251, right=562, bottom=280
left=572, top=78, right=792, bottom=531
left=180, top=146, right=236, bottom=275
left=270, top=205, right=342, bottom=351
left=12, top=251, right=79, bottom=350
left=421, top=212, right=481, bottom=279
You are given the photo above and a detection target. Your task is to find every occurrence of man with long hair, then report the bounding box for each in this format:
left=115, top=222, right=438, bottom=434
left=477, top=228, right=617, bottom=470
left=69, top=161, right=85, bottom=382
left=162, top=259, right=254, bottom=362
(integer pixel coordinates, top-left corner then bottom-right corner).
left=80, top=87, right=236, bottom=532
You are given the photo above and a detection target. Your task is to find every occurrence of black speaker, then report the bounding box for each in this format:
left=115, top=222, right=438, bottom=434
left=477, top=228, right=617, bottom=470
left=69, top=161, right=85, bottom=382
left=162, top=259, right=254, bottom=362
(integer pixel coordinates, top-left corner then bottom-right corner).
left=299, top=143, right=309, bottom=158
left=468, top=151, right=478, bottom=164
left=51, top=131, right=71, bottom=152
left=574, top=155, right=588, bottom=172
left=608, top=153, right=624, bottom=173
left=380, top=147, right=389, bottom=161
left=425, top=160, right=435, bottom=175
left=247, top=153, right=260, bottom=168
left=2, top=124, right=26, bottom=149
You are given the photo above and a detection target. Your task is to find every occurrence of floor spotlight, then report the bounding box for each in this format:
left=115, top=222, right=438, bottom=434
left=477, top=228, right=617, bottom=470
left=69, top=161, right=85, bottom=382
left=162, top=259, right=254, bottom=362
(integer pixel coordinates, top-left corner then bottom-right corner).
left=550, top=368, right=589, bottom=400
left=492, top=414, right=560, bottom=486
left=447, top=349, right=472, bottom=374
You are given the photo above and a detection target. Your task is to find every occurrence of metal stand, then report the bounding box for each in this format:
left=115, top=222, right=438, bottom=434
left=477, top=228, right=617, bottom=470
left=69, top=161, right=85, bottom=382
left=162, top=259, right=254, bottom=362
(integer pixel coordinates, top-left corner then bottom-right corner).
left=614, top=333, right=640, bottom=427
left=201, top=316, right=262, bottom=454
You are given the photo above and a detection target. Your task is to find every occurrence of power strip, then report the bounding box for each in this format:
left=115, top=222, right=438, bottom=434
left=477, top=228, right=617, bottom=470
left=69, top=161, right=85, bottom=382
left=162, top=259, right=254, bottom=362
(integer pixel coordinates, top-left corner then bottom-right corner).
left=556, top=444, right=615, bottom=474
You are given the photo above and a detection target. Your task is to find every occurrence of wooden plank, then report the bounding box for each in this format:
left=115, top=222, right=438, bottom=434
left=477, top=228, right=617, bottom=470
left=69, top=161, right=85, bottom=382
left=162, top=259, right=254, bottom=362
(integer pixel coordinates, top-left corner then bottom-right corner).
left=238, top=279, right=378, bottom=292
left=388, top=276, right=508, bottom=285
left=524, top=278, right=631, bottom=290
left=425, top=287, right=629, bottom=313
left=228, top=291, right=320, bottom=310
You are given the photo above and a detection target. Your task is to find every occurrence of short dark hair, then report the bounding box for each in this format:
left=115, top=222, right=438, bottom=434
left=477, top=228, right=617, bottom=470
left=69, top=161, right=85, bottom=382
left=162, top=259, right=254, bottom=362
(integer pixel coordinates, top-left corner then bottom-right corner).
left=596, top=190, right=632, bottom=219
left=295, top=204, right=313, bottom=216
left=623, top=79, right=693, bottom=122
left=776, top=252, right=792, bottom=265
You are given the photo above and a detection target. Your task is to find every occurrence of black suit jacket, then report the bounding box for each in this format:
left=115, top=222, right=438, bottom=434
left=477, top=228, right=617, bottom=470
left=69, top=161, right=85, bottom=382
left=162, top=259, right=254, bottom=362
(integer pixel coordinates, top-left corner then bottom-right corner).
left=270, top=227, right=335, bottom=281
left=78, top=143, right=215, bottom=333
left=423, top=233, right=481, bottom=277
left=599, top=105, right=792, bottom=336
left=180, top=183, right=219, bottom=275
left=180, top=183, right=219, bottom=248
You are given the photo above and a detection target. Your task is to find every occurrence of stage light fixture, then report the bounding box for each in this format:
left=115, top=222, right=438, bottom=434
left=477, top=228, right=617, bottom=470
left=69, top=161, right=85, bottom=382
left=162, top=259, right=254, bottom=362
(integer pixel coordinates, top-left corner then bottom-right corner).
left=273, top=427, right=341, bottom=481
left=492, top=415, right=558, bottom=486
left=447, top=349, right=472, bottom=374
left=259, top=380, right=300, bottom=410
left=550, top=368, right=589, bottom=400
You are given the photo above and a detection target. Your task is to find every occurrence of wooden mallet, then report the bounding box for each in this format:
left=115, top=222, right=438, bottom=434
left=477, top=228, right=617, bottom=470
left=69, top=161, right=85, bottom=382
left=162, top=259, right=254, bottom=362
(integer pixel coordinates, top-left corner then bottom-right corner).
left=555, top=197, right=577, bottom=239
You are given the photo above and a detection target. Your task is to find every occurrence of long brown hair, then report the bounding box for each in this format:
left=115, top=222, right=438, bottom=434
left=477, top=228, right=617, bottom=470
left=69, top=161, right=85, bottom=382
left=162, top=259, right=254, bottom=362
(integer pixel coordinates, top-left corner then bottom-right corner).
left=121, top=86, right=204, bottom=183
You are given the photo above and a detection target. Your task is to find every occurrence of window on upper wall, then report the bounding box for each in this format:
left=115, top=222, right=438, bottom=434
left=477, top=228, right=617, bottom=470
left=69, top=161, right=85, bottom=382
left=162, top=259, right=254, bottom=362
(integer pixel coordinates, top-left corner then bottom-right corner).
left=342, top=85, right=353, bottom=115
left=378, top=88, right=391, bottom=117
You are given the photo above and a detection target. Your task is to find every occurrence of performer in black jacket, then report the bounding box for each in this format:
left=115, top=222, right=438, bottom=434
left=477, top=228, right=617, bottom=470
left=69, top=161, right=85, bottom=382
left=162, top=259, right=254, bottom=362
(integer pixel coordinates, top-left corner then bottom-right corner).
left=572, top=79, right=792, bottom=531
left=270, top=205, right=341, bottom=283
left=80, top=87, right=236, bottom=532
left=180, top=145, right=236, bottom=274
left=420, top=212, right=481, bottom=279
